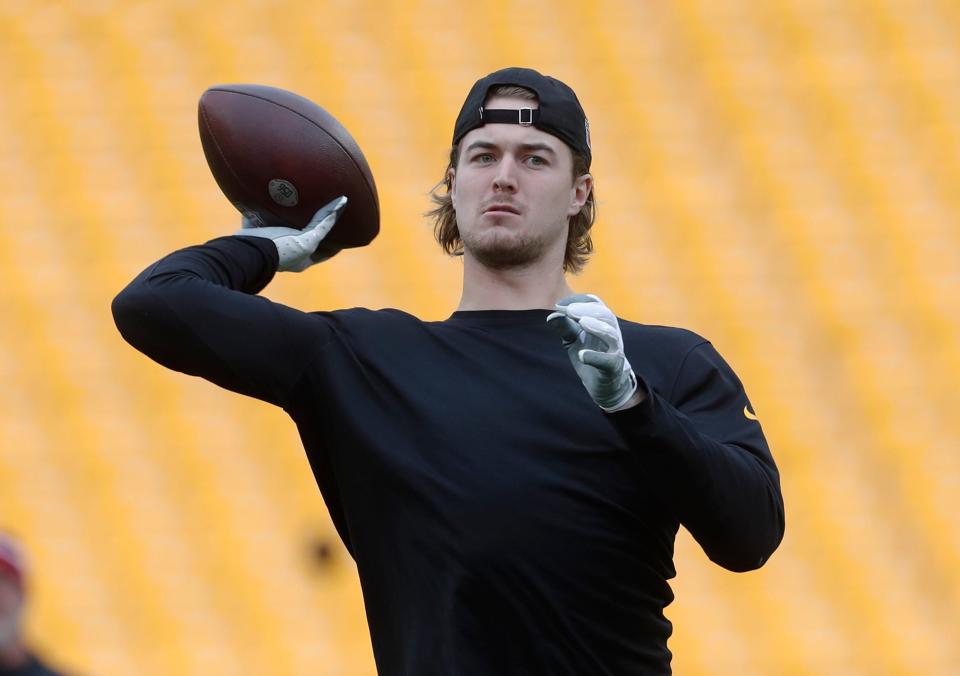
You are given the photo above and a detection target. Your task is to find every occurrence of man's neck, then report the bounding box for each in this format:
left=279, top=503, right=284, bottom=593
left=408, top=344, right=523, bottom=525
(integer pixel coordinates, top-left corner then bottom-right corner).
left=456, top=253, right=575, bottom=311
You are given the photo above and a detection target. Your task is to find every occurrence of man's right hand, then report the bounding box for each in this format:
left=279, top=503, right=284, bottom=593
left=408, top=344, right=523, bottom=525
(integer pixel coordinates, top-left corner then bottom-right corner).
left=233, top=196, right=347, bottom=272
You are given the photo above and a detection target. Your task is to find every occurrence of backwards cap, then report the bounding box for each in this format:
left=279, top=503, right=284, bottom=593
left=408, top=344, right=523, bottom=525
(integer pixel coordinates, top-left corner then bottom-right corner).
left=452, top=67, right=592, bottom=168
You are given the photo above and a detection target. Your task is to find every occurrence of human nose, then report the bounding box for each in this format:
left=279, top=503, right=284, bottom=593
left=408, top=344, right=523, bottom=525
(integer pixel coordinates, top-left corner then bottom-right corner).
left=492, top=155, right=518, bottom=193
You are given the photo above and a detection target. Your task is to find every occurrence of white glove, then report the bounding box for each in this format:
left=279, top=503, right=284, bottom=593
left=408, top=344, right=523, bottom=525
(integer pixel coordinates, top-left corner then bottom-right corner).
left=233, top=196, right=347, bottom=272
left=546, top=293, right=639, bottom=412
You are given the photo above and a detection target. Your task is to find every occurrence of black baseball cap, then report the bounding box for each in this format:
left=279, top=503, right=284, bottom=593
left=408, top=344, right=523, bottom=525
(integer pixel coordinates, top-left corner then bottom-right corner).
left=452, top=67, right=592, bottom=168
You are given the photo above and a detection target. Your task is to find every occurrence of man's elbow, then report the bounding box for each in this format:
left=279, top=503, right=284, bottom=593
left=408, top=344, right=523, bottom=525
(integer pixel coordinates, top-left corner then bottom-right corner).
left=113, top=286, right=141, bottom=339
left=700, top=501, right=786, bottom=573
left=709, top=541, right=779, bottom=573
left=112, top=281, right=162, bottom=354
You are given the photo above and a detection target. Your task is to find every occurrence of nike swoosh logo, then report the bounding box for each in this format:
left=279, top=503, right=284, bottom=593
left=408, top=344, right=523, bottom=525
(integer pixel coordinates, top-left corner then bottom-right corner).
left=744, top=405, right=759, bottom=421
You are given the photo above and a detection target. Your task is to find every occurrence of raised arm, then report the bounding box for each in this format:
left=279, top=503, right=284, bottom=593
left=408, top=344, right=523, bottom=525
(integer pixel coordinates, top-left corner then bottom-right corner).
left=112, top=198, right=346, bottom=408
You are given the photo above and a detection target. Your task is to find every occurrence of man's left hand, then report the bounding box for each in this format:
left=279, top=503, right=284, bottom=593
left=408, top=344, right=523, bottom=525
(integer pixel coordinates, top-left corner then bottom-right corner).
left=546, top=294, right=642, bottom=412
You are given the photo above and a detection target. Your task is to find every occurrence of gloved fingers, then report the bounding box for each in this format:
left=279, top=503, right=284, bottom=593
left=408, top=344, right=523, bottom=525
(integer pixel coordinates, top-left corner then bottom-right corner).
left=306, top=196, right=348, bottom=237
left=577, top=349, right=622, bottom=372
left=578, top=315, right=622, bottom=352
left=546, top=312, right=582, bottom=346
left=555, top=293, right=602, bottom=309
left=563, top=301, right=616, bottom=325
left=295, top=196, right=346, bottom=255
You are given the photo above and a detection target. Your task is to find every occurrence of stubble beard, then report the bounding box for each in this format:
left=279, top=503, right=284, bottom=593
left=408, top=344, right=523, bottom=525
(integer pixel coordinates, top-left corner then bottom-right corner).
left=461, top=222, right=552, bottom=271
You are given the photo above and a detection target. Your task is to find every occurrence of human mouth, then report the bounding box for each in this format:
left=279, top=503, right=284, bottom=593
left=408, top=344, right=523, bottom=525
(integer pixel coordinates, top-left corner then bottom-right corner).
left=483, top=204, right=522, bottom=215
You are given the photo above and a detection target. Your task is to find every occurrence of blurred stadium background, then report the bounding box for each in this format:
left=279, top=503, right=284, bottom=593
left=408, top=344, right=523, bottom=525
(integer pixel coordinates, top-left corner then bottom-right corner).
left=0, top=0, right=958, bottom=674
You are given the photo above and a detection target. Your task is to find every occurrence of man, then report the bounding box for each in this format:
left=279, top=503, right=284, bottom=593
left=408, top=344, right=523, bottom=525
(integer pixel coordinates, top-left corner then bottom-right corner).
left=0, top=534, right=66, bottom=676
left=113, top=67, right=784, bottom=675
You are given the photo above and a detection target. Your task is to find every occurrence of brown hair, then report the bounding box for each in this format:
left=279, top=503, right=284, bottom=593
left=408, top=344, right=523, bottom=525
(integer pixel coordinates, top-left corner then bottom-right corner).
left=426, top=85, right=597, bottom=273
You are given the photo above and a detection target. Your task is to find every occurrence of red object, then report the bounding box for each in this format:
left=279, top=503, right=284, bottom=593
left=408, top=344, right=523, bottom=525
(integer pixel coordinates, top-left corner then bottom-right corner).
left=198, top=84, right=380, bottom=250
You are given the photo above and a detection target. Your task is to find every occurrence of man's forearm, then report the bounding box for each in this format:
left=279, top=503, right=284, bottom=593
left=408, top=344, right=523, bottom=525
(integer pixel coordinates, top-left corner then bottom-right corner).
left=607, top=382, right=784, bottom=572
left=111, top=236, right=321, bottom=407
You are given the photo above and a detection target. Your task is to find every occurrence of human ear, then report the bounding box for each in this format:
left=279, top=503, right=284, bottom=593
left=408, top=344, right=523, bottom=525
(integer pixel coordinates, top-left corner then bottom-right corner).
left=568, top=173, right=593, bottom=215
left=449, top=168, right=457, bottom=207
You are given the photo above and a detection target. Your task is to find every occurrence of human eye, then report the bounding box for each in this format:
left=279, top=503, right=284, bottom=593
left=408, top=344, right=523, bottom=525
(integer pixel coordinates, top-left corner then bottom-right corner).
left=471, top=152, right=495, bottom=164
left=525, top=155, right=547, bottom=167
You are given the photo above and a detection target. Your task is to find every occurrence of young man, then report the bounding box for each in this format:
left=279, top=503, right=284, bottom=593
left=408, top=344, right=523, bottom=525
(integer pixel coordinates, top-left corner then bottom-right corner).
left=113, top=67, right=784, bottom=675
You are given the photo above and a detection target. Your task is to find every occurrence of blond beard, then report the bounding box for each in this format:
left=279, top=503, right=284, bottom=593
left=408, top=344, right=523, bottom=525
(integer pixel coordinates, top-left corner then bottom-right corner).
left=461, top=226, right=550, bottom=271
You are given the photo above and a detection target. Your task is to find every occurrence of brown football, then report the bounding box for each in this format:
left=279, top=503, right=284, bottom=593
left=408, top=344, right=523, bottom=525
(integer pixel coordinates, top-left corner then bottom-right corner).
left=198, top=84, right=379, bottom=250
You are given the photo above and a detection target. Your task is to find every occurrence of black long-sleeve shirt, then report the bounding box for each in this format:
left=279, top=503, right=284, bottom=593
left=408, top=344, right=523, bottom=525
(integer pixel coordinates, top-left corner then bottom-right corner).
left=112, top=235, right=785, bottom=675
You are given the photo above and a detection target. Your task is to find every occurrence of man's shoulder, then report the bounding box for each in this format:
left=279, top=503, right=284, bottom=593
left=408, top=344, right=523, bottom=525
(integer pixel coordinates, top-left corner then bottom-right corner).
left=310, top=307, right=422, bottom=324
left=306, top=307, right=430, bottom=337
left=618, top=319, right=709, bottom=355
left=616, top=320, right=713, bottom=395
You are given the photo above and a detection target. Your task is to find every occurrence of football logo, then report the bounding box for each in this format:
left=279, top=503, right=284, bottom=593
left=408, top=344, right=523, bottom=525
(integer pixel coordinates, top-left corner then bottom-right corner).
left=268, top=179, right=299, bottom=207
